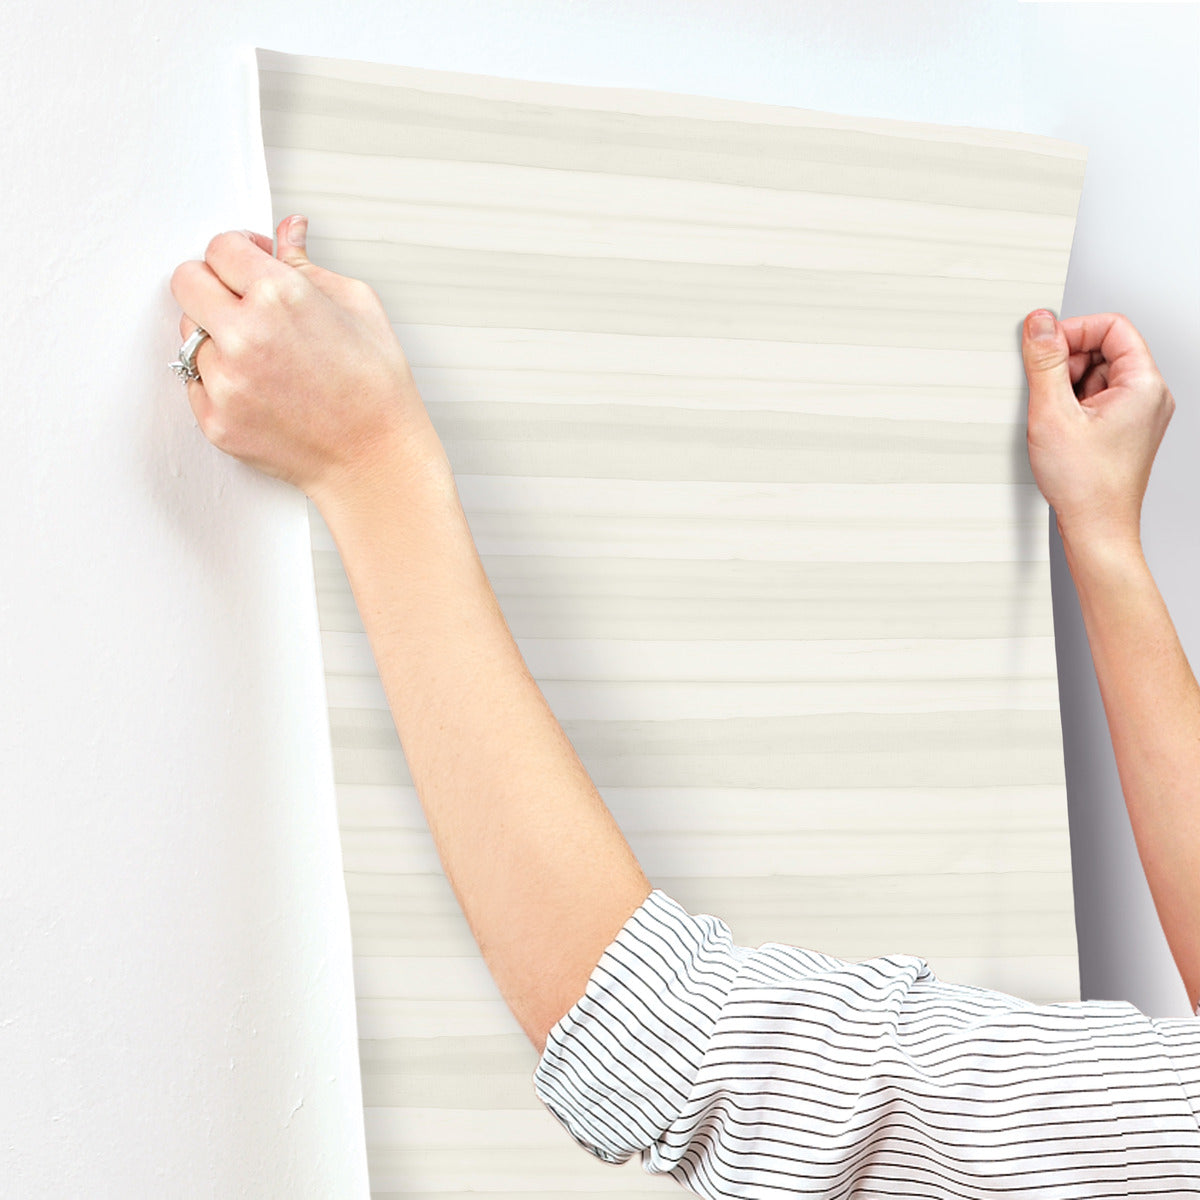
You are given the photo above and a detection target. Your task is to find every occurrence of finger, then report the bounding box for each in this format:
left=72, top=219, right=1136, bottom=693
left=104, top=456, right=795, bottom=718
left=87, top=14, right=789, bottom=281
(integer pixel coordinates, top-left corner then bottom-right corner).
left=176, top=310, right=217, bottom=377
left=169, top=258, right=239, bottom=337
left=275, top=213, right=310, bottom=268
left=204, top=228, right=288, bottom=297
left=1021, top=309, right=1076, bottom=418
left=242, top=229, right=274, bottom=255
left=1058, top=312, right=1156, bottom=379
left=1068, top=349, right=1100, bottom=385
left=174, top=312, right=217, bottom=428
left=270, top=212, right=362, bottom=304
left=1079, top=360, right=1110, bottom=401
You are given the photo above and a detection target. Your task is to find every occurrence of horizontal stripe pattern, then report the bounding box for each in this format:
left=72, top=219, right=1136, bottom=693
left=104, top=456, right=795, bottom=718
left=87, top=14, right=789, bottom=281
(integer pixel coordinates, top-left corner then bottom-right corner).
left=257, top=64, right=1085, bottom=213
left=256, top=46, right=1089, bottom=1194
left=327, top=705, right=1070, bottom=790
left=316, top=559, right=1058, bottom=639
left=260, top=148, right=1075, bottom=279
left=533, top=888, right=1200, bottom=1194
left=307, top=237, right=1057, bottom=350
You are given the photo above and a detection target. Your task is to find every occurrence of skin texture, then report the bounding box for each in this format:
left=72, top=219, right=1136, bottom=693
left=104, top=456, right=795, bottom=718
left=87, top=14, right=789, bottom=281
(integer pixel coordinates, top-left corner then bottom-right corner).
left=1021, top=308, right=1200, bottom=1011
left=170, top=216, right=1199, bottom=1044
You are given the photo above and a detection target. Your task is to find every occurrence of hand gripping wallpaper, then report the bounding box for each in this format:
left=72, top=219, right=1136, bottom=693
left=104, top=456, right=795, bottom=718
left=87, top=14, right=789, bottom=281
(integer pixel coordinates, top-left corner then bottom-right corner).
left=255, top=47, right=1087, bottom=1196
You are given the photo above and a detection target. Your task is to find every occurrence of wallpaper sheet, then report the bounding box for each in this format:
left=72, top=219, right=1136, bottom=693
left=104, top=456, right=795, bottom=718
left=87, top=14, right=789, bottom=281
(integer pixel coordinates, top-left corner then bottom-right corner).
left=256, top=47, right=1088, bottom=1196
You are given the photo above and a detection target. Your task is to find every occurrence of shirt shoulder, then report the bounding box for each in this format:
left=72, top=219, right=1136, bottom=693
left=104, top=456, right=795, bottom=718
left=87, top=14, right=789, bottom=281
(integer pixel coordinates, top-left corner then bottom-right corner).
left=533, top=886, right=1200, bottom=1194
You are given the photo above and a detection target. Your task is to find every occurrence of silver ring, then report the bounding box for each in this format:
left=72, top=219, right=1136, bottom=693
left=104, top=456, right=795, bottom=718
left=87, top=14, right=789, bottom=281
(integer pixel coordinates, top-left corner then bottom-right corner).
left=168, top=326, right=211, bottom=384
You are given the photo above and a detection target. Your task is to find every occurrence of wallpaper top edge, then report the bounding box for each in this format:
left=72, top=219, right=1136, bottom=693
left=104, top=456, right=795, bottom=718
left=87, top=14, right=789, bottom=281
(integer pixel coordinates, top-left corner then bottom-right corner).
left=252, top=45, right=1089, bottom=162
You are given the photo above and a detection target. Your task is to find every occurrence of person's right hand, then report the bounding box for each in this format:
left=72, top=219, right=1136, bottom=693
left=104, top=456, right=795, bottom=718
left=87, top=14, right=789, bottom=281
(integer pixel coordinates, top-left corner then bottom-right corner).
left=1020, top=308, right=1176, bottom=550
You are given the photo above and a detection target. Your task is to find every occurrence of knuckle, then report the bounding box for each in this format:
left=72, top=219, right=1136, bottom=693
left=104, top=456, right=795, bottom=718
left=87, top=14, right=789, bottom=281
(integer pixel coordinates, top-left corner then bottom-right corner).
left=248, top=271, right=307, bottom=309
left=219, top=326, right=248, bottom=361
left=1113, top=311, right=1146, bottom=345
left=1024, top=342, right=1063, bottom=371
left=247, top=274, right=283, bottom=307
left=244, top=274, right=269, bottom=304
left=169, top=259, right=197, bottom=297
left=1134, top=377, right=1163, bottom=407
left=205, top=230, right=236, bottom=261
left=278, top=273, right=308, bottom=306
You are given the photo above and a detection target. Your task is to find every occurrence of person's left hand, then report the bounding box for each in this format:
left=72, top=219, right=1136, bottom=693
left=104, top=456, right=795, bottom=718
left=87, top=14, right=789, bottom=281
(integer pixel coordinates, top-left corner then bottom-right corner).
left=169, top=214, right=439, bottom=504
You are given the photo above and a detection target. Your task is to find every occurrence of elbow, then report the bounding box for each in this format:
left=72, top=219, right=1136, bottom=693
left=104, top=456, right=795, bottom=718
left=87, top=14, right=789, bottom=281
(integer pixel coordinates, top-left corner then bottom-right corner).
left=520, top=988, right=582, bottom=1059
left=1186, top=981, right=1200, bottom=1018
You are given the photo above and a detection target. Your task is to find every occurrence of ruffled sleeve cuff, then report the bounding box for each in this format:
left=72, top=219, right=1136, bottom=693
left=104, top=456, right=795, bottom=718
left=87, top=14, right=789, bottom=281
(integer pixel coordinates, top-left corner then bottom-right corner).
left=531, top=887, right=742, bottom=1166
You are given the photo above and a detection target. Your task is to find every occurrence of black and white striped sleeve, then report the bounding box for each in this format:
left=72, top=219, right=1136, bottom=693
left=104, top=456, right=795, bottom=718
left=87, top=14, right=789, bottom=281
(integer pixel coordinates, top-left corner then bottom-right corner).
left=531, top=887, right=1200, bottom=1197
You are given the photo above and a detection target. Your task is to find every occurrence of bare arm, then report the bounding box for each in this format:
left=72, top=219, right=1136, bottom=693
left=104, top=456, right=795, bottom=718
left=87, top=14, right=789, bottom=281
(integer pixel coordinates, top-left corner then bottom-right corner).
left=315, top=437, right=653, bottom=1053
left=169, top=217, right=1198, bottom=1050
left=168, top=217, right=651, bottom=1055
left=1062, top=530, right=1200, bottom=1009
left=1021, top=308, right=1197, bottom=1006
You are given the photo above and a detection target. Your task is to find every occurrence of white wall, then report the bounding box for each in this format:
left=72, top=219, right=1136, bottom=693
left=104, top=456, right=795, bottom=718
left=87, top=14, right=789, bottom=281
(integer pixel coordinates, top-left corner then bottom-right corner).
left=1021, top=2, right=1199, bottom=1017
left=2, top=1, right=1194, bottom=1194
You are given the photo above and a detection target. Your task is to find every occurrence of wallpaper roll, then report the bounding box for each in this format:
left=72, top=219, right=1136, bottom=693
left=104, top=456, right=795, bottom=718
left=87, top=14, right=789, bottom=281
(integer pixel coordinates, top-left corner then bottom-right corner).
left=255, top=47, right=1087, bottom=1196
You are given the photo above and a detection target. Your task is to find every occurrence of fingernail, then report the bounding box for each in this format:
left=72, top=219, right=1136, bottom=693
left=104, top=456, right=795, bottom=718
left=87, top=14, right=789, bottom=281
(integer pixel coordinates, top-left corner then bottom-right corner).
left=1029, top=310, right=1056, bottom=339
left=287, top=215, right=307, bottom=246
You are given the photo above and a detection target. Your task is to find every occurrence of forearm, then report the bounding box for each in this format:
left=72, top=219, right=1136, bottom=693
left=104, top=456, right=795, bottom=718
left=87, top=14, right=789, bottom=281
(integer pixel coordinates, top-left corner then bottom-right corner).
left=313, top=424, right=651, bottom=1055
left=1062, top=525, right=1200, bottom=1009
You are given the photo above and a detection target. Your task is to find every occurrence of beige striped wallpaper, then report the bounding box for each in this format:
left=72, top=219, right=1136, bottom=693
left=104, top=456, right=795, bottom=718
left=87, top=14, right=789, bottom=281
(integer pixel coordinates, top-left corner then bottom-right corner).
left=256, top=47, right=1087, bottom=1197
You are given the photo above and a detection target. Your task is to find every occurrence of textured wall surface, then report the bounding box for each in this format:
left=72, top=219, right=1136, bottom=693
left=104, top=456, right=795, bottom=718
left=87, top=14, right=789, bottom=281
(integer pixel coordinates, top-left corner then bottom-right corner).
left=258, top=47, right=1087, bottom=1194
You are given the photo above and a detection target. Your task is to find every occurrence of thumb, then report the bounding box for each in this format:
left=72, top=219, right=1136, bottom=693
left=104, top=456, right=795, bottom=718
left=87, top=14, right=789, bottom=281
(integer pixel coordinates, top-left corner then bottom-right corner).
left=276, top=213, right=310, bottom=268
left=1021, top=309, right=1074, bottom=415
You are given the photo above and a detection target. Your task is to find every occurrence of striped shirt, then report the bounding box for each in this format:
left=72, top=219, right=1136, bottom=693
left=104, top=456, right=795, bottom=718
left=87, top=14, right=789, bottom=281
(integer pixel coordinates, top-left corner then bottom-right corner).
left=532, top=888, right=1200, bottom=1196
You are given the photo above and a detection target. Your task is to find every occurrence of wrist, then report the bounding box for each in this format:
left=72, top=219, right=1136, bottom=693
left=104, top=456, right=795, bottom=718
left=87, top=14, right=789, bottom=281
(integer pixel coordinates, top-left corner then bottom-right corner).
left=1057, top=510, right=1142, bottom=561
left=1058, top=518, right=1148, bottom=587
left=310, top=416, right=459, bottom=537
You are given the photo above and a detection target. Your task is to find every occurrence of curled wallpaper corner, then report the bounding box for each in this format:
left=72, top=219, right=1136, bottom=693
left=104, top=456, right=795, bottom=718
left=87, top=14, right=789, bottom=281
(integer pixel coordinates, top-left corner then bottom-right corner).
left=255, top=46, right=1087, bottom=1195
